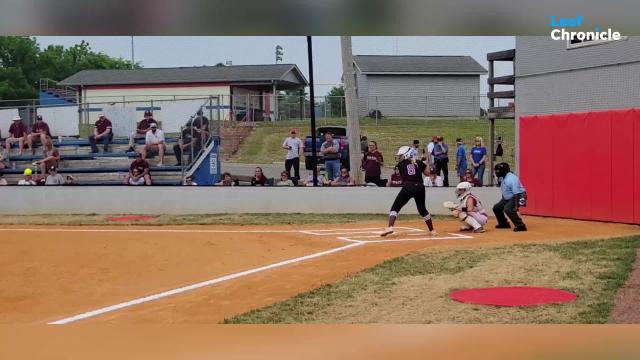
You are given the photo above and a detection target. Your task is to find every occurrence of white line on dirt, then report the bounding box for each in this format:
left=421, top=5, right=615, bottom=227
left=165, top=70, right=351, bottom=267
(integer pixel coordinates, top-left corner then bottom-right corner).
left=339, top=233, right=474, bottom=243
left=48, top=241, right=365, bottom=325
left=0, top=228, right=303, bottom=234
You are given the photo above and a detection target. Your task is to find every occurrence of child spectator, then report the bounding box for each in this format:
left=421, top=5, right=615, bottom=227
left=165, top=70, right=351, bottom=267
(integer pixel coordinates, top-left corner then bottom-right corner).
left=183, top=175, right=198, bottom=186
left=424, top=171, right=443, bottom=187
left=282, top=128, right=303, bottom=181
left=276, top=171, right=295, bottom=187
left=387, top=166, right=404, bottom=187
left=331, top=167, right=356, bottom=186
left=216, top=172, right=235, bottom=186
left=44, top=166, right=65, bottom=185
left=304, top=166, right=327, bottom=186
left=18, top=168, right=36, bottom=185
left=251, top=167, right=268, bottom=186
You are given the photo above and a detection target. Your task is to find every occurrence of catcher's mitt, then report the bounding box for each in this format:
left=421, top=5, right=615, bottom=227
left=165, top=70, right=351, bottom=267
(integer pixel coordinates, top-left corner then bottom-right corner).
left=443, top=201, right=457, bottom=210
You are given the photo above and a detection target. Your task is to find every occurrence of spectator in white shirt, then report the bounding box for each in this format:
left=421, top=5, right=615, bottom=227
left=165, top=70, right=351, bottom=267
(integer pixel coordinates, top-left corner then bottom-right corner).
left=44, top=166, right=65, bottom=185
left=141, top=123, right=165, bottom=166
left=424, top=170, right=444, bottom=187
left=18, top=168, right=36, bottom=185
left=282, top=128, right=303, bottom=181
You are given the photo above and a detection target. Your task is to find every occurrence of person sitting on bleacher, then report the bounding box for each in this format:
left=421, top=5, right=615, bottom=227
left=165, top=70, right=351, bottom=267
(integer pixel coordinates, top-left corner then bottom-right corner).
left=89, top=114, right=113, bottom=153
left=141, top=123, right=165, bottom=167
left=124, top=152, right=152, bottom=186
left=5, top=115, right=28, bottom=155
left=36, top=142, right=60, bottom=176
left=174, top=125, right=199, bottom=166
left=44, top=166, right=65, bottom=185
left=127, top=110, right=157, bottom=153
left=27, top=115, right=51, bottom=155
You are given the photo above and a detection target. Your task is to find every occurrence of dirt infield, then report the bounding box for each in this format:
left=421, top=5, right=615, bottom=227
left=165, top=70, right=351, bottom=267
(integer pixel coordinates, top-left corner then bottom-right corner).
left=1, top=216, right=639, bottom=324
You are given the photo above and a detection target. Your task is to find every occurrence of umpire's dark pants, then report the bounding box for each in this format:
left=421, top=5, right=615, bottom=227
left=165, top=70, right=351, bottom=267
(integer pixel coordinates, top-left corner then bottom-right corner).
left=493, top=195, right=525, bottom=228
left=434, top=158, right=449, bottom=187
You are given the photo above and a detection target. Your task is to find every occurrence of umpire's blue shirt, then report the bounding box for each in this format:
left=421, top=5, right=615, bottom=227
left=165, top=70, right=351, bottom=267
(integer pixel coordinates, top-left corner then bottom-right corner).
left=500, top=173, right=526, bottom=200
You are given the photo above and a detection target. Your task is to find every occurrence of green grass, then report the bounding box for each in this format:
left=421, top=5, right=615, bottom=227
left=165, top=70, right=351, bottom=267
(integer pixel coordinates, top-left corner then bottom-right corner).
left=230, top=117, right=515, bottom=167
left=224, top=236, right=640, bottom=324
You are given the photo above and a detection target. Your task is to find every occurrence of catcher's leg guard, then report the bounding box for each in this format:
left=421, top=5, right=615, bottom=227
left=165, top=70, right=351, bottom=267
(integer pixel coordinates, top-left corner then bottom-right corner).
left=458, top=212, right=481, bottom=230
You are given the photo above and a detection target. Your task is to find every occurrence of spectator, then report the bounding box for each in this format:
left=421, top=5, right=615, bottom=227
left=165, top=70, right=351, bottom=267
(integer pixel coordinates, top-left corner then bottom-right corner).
left=27, top=115, right=52, bottom=155
left=282, top=128, right=303, bottom=181
left=276, top=171, right=295, bottom=187
left=44, top=166, right=65, bottom=185
left=426, top=136, right=437, bottom=168
left=216, top=172, right=235, bottom=186
left=124, top=153, right=152, bottom=185
left=360, top=135, right=368, bottom=155
left=424, top=171, right=443, bottom=187
left=409, top=139, right=422, bottom=161
left=0, top=150, right=7, bottom=170
left=387, top=166, right=404, bottom=187
left=320, top=132, right=341, bottom=180
left=331, top=167, right=356, bottom=186
left=304, top=166, right=327, bottom=186
left=142, top=123, right=165, bottom=166
left=18, top=168, right=36, bottom=185
left=464, top=168, right=481, bottom=187
left=127, top=110, right=157, bottom=153
left=88, top=114, right=113, bottom=153
left=455, top=138, right=468, bottom=182
left=251, top=167, right=268, bottom=186
left=192, top=109, right=210, bottom=146
left=470, top=136, right=488, bottom=186
left=361, top=140, right=383, bottom=186
left=183, top=175, right=198, bottom=186
left=6, top=115, right=28, bottom=155
left=432, top=135, right=450, bottom=187
left=0, top=173, right=7, bottom=185
left=36, top=142, right=60, bottom=176
left=174, top=125, right=200, bottom=166
left=64, top=175, right=77, bottom=185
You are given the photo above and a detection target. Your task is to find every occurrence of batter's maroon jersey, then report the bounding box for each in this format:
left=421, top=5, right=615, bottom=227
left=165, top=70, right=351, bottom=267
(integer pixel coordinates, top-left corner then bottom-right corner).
left=396, top=159, right=427, bottom=183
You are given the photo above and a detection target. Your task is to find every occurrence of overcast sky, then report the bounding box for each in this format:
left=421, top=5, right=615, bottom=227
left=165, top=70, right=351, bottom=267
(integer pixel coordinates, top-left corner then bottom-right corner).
left=35, top=36, right=515, bottom=96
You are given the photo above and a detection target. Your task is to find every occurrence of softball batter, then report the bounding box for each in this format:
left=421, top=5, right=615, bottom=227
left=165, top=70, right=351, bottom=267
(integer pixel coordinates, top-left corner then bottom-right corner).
left=381, top=146, right=437, bottom=237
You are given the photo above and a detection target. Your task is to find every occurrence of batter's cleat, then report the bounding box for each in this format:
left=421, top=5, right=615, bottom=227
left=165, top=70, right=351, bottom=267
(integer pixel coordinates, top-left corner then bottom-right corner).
left=429, top=230, right=439, bottom=237
left=473, top=227, right=486, bottom=233
left=495, top=224, right=511, bottom=229
left=513, top=225, right=527, bottom=232
left=459, top=227, right=473, bottom=232
left=380, top=227, right=394, bottom=237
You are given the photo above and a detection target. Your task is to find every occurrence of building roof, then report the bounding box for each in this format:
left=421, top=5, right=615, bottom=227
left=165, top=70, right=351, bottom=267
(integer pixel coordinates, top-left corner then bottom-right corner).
left=59, top=64, right=308, bottom=87
left=353, top=55, right=487, bottom=75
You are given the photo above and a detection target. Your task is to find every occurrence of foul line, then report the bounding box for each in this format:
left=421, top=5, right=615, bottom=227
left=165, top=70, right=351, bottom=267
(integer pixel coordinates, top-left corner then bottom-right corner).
left=0, top=228, right=304, bottom=234
left=48, top=241, right=364, bottom=325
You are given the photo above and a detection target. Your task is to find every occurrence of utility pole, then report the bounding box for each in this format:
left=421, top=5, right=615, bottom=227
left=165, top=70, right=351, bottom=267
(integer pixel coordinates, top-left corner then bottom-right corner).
left=307, top=37, right=318, bottom=186
left=130, top=36, right=135, bottom=69
left=340, top=36, right=362, bottom=184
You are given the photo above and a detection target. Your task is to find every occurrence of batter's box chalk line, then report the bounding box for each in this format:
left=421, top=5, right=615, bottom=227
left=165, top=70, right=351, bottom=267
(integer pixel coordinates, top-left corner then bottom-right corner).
left=300, top=227, right=423, bottom=236
left=337, top=232, right=474, bottom=243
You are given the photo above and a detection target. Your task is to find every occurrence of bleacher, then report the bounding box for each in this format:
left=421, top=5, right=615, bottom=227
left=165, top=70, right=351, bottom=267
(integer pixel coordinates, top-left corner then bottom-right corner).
left=0, top=136, right=185, bottom=185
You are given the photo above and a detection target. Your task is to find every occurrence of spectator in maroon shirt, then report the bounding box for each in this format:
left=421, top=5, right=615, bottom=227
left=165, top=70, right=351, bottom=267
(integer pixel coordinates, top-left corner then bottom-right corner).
left=26, top=115, right=52, bottom=155
left=89, top=114, right=113, bottom=153
left=124, top=152, right=152, bottom=185
left=36, top=142, right=61, bottom=176
left=387, top=166, right=404, bottom=187
left=251, top=166, right=268, bottom=186
left=464, top=168, right=481, bottom=187
left=6, top=115, right=28, bottom=155
left=127, top=110, right=157, bottom=153
left=361, top=140, right=384, bottom=186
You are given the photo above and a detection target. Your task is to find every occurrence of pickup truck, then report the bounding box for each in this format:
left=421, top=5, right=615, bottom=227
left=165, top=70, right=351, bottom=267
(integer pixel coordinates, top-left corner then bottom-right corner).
left=304, top=126, right=350, bottom=170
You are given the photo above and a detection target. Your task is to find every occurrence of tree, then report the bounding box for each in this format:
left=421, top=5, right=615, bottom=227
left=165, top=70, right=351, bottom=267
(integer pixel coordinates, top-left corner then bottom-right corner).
left=327, top=85, right=346, bottom=118
left=0, top=36, right=138, bottom=104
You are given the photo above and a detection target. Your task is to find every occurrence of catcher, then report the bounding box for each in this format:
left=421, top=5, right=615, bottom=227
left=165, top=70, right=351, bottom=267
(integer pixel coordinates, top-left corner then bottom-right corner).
left=443, top=181, right=488, bottom=233
left=380, top=146, right=437, bottom=237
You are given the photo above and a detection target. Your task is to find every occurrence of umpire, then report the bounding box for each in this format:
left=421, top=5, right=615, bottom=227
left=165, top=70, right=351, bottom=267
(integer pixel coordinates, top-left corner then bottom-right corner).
left=493, top=162, right=527, bottom=232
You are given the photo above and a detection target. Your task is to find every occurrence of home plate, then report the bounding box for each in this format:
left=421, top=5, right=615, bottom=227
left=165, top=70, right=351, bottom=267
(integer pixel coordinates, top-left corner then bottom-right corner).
left=449, top=286, right=577, bottom=307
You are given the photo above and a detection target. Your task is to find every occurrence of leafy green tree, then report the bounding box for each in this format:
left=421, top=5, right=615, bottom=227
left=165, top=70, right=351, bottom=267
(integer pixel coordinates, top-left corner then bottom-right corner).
left=327, top=85, right=345, bottom=118
left=0, top=36, right=138, bottom=104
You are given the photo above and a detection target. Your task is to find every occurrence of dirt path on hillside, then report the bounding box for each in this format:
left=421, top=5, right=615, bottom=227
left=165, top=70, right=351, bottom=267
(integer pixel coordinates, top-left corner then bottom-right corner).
left=609, top=249, right=640, bottom=323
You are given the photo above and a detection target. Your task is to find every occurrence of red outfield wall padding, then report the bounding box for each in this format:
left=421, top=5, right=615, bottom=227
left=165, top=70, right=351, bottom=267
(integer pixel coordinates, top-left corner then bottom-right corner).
left=449, top=287, right=577, bottom=307
left=520, top=108, right=640, bottom=224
